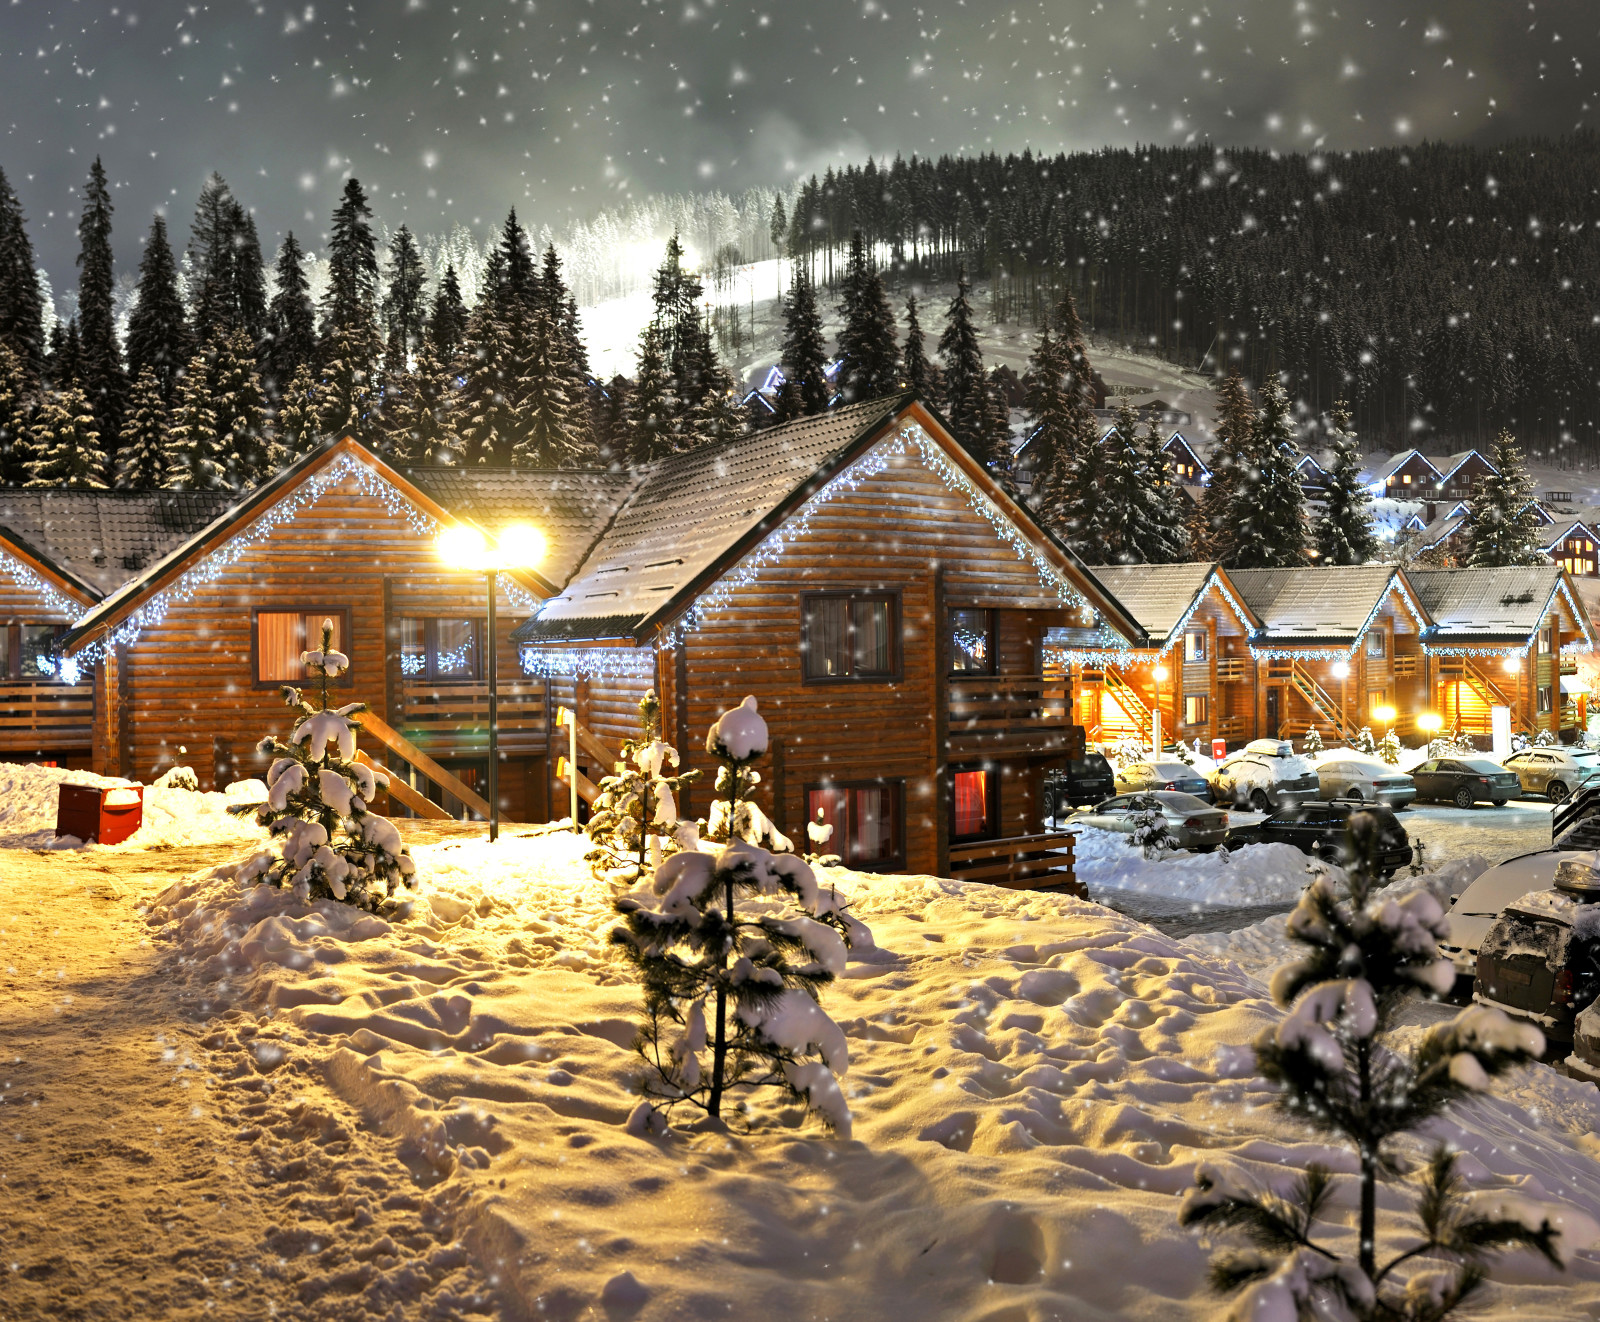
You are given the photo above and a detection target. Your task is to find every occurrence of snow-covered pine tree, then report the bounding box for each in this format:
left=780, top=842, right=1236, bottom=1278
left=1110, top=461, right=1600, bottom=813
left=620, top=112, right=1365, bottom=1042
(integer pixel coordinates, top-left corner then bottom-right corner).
left=1052, top=425, right=1110, bottom=560
left=125, top=214, right=191, bottom=405
left=625, top=320, right=677, bottom=464
left=115, top=366, right=168, bottom=488
left=272, top=363, right=320, bottom=466
left=1227, top=376, right=1308, bottom=569
left=900, top=294, right=931, bottom=398
left=585, top=690, right=701, bottom=885
left=1352, top=725, right=1376, bottom=755
left=780, top=267, right=829, bottom=416
left=595, top=374, right=630, bottom=466
left=1181, top=814, right=1563, bottom=1317
left=1099, top=400, right=1153, bottom=564
left=263, top=233, right=317, bottom=397
left=1138, top=412, right=1193, bottom=564
left=381, top=224, right=428, bottom=375
left=1129, top=803, right=1171, bottom=859
left=939, top=265, right=996, bottom=463
left=1302, top=726, right=1325, bottom=756
left=1378, top=729, right=1402, bottom=765
left=0, top=165, right=45, bottom=382
left=240, top=619, right=418, bottom=911
left=213, top=328, right=270, bottom=487
left=315, top=178, right=383, bottom=442
left=834, top=230, right=899, bottom=404
left=162, top=354, right=227, bottom=490
left=75, top=159, right=126, bottom=449
left=650, top=233, right=703, bottom=370
left=26, top=384, right=107, bottom=488
left=1316, top=402, right=1380, bottom=565
left=1461, top=430, right=1546, bottom=568
left=427, top=263, right=469, bottom=360
left=610, top=695, right=871, bottom=1135
left=0, top=341, right=32, bottom=484
left=384, top=341, right=455, bottom=466
left=1200, top=371, right=1255, bottom=561
left=511, top=306, right=577, bottom=467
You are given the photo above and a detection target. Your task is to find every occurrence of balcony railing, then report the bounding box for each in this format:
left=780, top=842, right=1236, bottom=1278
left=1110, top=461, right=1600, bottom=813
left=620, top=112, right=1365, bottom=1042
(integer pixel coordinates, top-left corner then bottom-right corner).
left=1215, top=657, right=1247, bottom=682
left=948, top=674, right=1073, bottom=758
left=949, top=832, right=1081, bottom=895
left=0, top=680, right=95, bottom=753
left=399, top=680, right=547, bottom=756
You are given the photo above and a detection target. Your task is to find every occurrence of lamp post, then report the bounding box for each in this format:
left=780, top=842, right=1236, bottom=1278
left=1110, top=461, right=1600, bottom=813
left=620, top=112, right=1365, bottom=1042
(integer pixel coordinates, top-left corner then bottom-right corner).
left=436, top=523, right=545, bottom=842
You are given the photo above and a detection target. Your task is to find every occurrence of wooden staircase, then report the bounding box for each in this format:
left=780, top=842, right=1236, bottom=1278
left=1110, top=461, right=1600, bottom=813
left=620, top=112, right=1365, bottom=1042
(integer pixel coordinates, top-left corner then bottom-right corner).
left=1102, top=667, right=1153, bottom=742
left=1289, top=661, right=1355, bottom=742
left=357, top=711, right=493, bottom=821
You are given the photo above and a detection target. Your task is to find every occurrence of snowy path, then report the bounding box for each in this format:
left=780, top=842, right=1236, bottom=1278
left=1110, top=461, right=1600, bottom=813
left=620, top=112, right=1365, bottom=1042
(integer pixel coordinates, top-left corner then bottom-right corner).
left=0, top=840, right=493, bottom=1321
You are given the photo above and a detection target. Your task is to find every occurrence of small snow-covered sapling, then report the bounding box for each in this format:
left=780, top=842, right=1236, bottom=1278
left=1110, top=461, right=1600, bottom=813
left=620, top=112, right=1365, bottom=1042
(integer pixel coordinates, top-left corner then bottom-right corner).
left=585, top=689, right=700, bottom=885
left=1377, top=729, right=1402, bottom=765
left=1182, top=813, right=1573, bottom=1318
left=1302, top=726, right=1325, bottom=757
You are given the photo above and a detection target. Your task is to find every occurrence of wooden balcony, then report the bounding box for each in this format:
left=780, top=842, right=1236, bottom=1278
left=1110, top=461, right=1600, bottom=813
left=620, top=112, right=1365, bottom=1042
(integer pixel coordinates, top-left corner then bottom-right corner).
left=0, top=681, right=95, bottom=754
left=948, top=674, right=1075, bottom=758
left=397, top=681, right=547, bottom=757
left=1215, top=657, right=1248, bottom=683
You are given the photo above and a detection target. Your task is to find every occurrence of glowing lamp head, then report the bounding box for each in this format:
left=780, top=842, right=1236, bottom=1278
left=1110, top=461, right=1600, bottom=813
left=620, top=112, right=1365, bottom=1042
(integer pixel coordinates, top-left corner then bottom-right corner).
left=437, top=524, right=488, bottom=571
left=1373, top=705, right=1397, bottom=725
left=1416, top=713, right=1443, bottom=733
left=1153, top=665, right=1170, bottom=682
left=495, top=523, right=545, bottom=568
left=1504, top=656, right=1523, bottom=674
left=1331, top=661, right=1350, bottom=679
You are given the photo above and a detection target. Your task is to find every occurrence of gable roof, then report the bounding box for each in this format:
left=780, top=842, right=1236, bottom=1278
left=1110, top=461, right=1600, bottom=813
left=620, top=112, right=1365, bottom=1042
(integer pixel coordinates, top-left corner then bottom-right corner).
left=1162, top=432, right=1210, bottom=475
left=1084, top=563, right=1252, bottom=647
left=516, top=396, right=1143, bottom=647
left=1540, top=518, right=1600, bottom=551
left=1406, top=566, right=1583, bottom=646
left=0, top=490, right=235, bottom=604
left=1369, top=450, right=1444, bottom=485
left=1228, top=565, right=1401, bottom=645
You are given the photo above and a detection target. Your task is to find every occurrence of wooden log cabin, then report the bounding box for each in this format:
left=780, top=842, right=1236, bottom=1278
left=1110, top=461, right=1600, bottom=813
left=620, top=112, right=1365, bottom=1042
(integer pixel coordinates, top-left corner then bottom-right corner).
left=0, top=492, right=232, bottom=767
left=512, top=394, right=1142, bottom=886
left=1407, top=566, right=1596, bottom=739
left=56, top=440, right=632, bottom=820
left=1070, top=563, right=1257, bottom=750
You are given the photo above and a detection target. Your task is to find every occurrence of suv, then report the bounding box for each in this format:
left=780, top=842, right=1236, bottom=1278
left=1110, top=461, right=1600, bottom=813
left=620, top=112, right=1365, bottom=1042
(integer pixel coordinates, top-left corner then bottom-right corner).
left=1228, top=800, right=1413, bottom=877
left=1475, top=873, right=1600, bottom=1050
left=1046, top=755, right=1116, bottom=815
left=1411, top=757, right=1522, bottom=808
left=1500, top=746, right=1600, bottom=803
left=1209, top=738, right=1321, bottom=811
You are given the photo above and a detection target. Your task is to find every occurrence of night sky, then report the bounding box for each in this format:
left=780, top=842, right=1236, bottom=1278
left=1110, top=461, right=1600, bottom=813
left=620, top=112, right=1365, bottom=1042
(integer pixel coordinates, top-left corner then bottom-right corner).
left=4, top=0, right=1597, bottom=284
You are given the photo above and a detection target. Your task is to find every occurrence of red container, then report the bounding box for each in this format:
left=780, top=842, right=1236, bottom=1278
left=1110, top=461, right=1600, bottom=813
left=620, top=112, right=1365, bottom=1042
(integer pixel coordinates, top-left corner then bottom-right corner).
left=55, top=783, right=145, bottom=845
left=1212, top=738, right=1228, bottom=761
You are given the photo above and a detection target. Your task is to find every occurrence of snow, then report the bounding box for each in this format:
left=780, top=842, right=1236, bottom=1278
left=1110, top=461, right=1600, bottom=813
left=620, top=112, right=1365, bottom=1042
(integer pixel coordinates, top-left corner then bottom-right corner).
left=705, top=693, right=767, bottom=761
left=1071, top=824, right=1318, bottom=905
left=140, top=831, right=1600, bottom=1317
left=0, top=761, right=268, bottom=851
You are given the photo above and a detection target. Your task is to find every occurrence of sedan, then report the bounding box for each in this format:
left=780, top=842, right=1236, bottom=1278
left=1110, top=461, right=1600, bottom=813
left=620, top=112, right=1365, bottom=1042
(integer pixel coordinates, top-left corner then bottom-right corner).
left=1115, top=760, right=1212, bottom=799
left=1410, top=757, right=1521, bottom=809
left=1500, top=747, right=1600, bottom=803
left=1439, top=850, right=1572, bottom=991
left=1316, top=758, right=1416, bottom=809
left=1069, top=791, right=1230, bottom=852
left=1228, top=800, right=1413, bottom=878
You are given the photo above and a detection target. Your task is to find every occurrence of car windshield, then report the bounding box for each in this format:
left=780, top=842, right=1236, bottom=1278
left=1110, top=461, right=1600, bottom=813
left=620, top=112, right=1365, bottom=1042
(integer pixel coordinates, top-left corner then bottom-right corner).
left=1461, top=759, right=1507, bottom=776
left=1070, top=757, right=1109, bottom=775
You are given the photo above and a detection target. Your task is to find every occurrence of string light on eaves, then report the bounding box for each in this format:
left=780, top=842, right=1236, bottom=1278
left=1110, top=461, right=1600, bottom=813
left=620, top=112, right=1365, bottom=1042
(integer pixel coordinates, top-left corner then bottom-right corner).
left=520, top=645, right=656, bottom=680
left=0, top=548, right=89, bottom=623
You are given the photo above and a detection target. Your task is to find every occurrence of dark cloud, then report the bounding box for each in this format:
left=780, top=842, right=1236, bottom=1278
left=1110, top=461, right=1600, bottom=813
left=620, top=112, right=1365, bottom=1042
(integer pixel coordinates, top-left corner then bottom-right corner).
left=4, top=0, right=1597, bottom=284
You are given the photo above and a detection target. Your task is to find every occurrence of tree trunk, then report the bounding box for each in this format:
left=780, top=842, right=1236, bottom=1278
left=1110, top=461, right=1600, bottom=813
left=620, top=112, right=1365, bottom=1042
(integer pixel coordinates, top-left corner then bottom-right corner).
left=1358, top=1040, right=1376, bottom=1281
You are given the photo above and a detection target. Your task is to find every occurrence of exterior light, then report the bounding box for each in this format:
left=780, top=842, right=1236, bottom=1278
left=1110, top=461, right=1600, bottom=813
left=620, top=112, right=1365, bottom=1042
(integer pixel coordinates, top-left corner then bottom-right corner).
left=1416, top=713, right=1443, bottom=733
left=436, top=523, right=488, bottom=570
left=1504, top=656, right=1522, bottom=674
left=1374, top=705, right=1397, bottom=725
left=1153, top=664, right=1170, bottom=682
left=1332, top=661, right=1350, bottom=679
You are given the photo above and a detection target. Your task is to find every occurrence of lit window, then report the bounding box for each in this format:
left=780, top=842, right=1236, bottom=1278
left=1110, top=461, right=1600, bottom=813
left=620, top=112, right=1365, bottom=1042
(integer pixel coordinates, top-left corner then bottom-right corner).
left=400, top=618, right=481, bottom=681
left=803, top=594, right=897, bottom=680
left=951, top=769, right=992, bottom=840
left=1184, top=629, right=1207, bottom=663
left=1402, top=474, right=1412, bottom=485
left=1366, top=629, right=1386, bottom=658
left=18, top=624, right=59, bottom=680
left=950, top=608, right=994, bottom=675
left=1539, top=686, right=1554, bottom=714
left=806, top=782, right=903, bottom=870
left=256, top=611, right=348, bottom=684
left=1185, top=694, right=1208, bottom=724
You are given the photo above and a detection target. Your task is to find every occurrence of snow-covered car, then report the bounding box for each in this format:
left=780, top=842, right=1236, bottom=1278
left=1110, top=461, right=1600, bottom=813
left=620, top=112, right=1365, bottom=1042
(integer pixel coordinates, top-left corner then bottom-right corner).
left=1315, top=758, right=1416, bottom=809
left=1438, top=851, right=1580, bottom=989
left=1068, top=791, right=1229, bottom=852
left=1114, top=759, right=1211, bottom=800
left=1474, top=869, right=1600, bottom=1050
left=1500, top=746, right=1600, bottom=803
left=1208, top=739, right=1320, bottom=811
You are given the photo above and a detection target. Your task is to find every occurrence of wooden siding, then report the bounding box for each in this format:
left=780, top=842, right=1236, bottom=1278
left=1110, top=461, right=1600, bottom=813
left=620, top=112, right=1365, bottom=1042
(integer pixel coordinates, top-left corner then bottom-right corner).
left=0, top=558, right=94, bottom=762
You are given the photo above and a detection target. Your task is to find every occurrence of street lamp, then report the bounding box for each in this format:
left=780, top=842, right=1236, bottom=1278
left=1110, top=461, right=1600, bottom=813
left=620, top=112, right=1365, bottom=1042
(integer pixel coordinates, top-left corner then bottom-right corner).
left=1153, top=663, right=1170, bottom=755
left=436, top=522, right=545, bottom=842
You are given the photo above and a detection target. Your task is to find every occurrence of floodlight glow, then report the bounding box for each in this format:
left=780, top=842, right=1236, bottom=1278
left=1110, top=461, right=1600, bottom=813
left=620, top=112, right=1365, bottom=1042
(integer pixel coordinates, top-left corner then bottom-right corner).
left=1332, top=661, right=1350, bottom=678
left=1416, top=713, right=1443, bottom=733
left=1373, top=705, right=1397, bottom=724
left=495, top=523, right=545, bottom=568
left=437, top=524, right=488, bottom=570
left=1153, top=665, right=1170, bottom=682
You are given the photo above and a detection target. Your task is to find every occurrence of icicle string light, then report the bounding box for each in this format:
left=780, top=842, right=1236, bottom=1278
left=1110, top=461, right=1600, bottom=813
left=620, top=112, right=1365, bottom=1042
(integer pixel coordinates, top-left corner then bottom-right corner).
left=69, top=455, right=441, bottom=666
left=520, top=646, right=655, bottom=680
left=0, top=547, right=89, bottom=622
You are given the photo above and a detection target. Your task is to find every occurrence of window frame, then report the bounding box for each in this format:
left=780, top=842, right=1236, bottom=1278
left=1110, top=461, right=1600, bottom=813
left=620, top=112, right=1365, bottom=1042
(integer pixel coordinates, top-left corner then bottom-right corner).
left=251, top=607, right=354, bottom=689
left=948, top=606, right=997, bottom=676
left=800, top=590, right=903, bottom=684
left=949, top=764, right=998, bottom=842
left=8, top=622, right=69, bottom=682
left=1538, top=685, right=1554, bottom=714
left=804, top=778, right=906, bottom=871
left=1366, top=629, right=1387, bottom=659
left=1183, top=692, right=1209, bottom=726
left=399, top=616, right=485, bottom=683
left=1184, top=628, right=1207, bottom=663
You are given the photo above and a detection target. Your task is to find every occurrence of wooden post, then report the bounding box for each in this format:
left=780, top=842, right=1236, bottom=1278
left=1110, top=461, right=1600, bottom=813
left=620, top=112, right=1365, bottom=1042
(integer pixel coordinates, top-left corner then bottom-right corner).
left=771, top=735, right=787, bottom=840
left=676, top=643, right=692, bottom=819
left=934, top=565, right=950, bottom=879
left=116, top=642, right=134, bottom=780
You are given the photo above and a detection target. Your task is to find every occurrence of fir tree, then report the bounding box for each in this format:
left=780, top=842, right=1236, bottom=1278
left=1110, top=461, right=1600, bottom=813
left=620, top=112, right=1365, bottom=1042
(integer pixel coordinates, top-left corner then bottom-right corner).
left=593, top=374, right=630, bottom=467
left=273, top=363, right=320, bottom=465
left=1024, top=314, right=1101, bottom=532
left=381, top=224, right=428, bottom=374
left=780, top=267, right=829, bottom=416
left=316, top=179, right=383, bottom=437
left=625, top=320, right=676, bottom=464
left=1461, top=430, right=1546, bottom=568
left=454, top=282, right=517, bottom=465
left=1139, top=412, right=1193, bottom=563
left=1302, top=726, right=1325, bottom=756
left=511, top=306, right=577, bottom=467
left=1201, top=371, right=1257, bottom=562
left=1227, top=377, right=1308, bottom=570
left=213, top=328, right=270, bottom=487
left=75, top=159, right=125, bottom=448
left=188, top=175, right=259, bottom=346
left=900, top=294, right=931, bottom=397
left=1316, top=402, right=1381, bottom=566
left=115, top=366, right=168, bottom=488
left=1099, top=403, right=1156, bottom=564
left=0, top=342, right=32, bottom=485
left=940, top=265, right=1001, bottom=466
left=768, top=194, right=787, bottom=296
left=263, top=233, right=316, bottom=395
left=26, top=384, right=107, bottom=489
left=427, top=264, right=469, bottom=358
left=162, top=354, right=226, bottom=490
left=609, top=696, right=869, bottom=1135
left=834, top=231, right=899, bottom=404
left=0, top=166, right=44, bottom=381
left=651, top=233, right=703, bottom=368
left=1182, top=816, right=1562, bottom=1318
left=126, top=215, right=191, bottom=404
left=231, top=208, right=268, bottom=346
left=584, top=690, right=700, bottom=885
left=241, top=619, right=418, bottom=911
left=1053, top=428, right=1110, bottom=559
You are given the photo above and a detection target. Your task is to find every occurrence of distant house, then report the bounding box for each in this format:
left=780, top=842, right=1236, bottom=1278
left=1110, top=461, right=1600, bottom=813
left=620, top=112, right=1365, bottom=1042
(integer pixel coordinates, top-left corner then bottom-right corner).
left=1162, top=432, right=1209, bottom=486
left=1367, top=449, right=1444, bottom=498
left=1542, top=519, right=1600, bottom=578
left=1428, top=449, right=1498, bottom=501
left=1296, top=453, right=1330, bottom=499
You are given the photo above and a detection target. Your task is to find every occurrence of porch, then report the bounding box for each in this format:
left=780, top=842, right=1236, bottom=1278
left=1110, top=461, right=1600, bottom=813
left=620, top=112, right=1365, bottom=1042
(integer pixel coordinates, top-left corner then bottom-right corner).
left=0, top=680, right=94, bottom=760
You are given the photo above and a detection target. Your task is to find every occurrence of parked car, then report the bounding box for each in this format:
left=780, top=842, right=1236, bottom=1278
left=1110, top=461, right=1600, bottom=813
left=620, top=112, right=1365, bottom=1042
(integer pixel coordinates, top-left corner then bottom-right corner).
left=1046, top=755, right=1117, bottom=815
left=1474, top=862, right=1600, bottom=1049
left=1209, top=738, right=1321, bottom=811
left=1115, top=759, right=1212, bottom=799
left=1068, top=791, right=1230, bottom=852
left=1227, top=800, right=1413, bottom=877
left=1410, top=757, right=1522, bottom=808
left=1500, top=746, right=1600, bottom=803
left=1316, top=758, right=1417, bottom=809
left=1439, top=850, right=1572, bottom=991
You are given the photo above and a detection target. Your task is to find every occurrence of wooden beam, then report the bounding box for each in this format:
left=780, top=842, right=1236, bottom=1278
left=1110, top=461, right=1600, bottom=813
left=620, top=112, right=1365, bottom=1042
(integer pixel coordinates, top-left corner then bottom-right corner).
left=355, top=749, right=450, bottom=820
left=357, top=710, right=492, bottom=820
left=570, top=717, right=620, bottom=772
left=556, top=755, right=601, bottom=807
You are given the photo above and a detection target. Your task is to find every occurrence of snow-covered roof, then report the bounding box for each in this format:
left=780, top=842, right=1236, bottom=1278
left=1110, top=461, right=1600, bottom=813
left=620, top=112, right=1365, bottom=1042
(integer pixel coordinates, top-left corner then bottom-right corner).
left=402, top=467, right=640, bottom=589
left=1084, top=563, right=1244, bottom=645
left=0, top=491, right=235, bottom=600
left=1367, top=450, right=1443, bottom=485
left=1412, top=512, right=1465, bottom=548
left=1228, top=565, right=1400, bottom=643
left=1429, top=449, right=1497, bottom=482
left=1540, top=518, right=1600, bottom=551
left=1406, top=566, right=1570, bottom=643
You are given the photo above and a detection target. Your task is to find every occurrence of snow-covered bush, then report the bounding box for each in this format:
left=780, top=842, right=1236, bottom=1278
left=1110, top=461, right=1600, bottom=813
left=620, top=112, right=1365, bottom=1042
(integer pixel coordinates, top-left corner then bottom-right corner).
left=1352, top=726, right=1377, bottom=755
left=1129, top=806, right=1170, bottom=860
left=701, top=695, right=793, bottom=850
left=1172, top=740, right=1195, bottom=766
left=610, top=695, right=872, bottom=1135
left=1377, top=729, right=1402, bottom=765
left=1534, top=728, right=1559, bottom=748
left=1433, top=727, right=1479, bottom=759
left=155, top=765, right=199, bottom=791
left=1182, top=812, right=1570, bottom=1318
left=238, top=619, right=417, bottom=912
left=585, top=690, right=700, bottom=885
left=1302, top=726, right=1324, bottom=756
left=805, top=809, right=840, bottom=867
